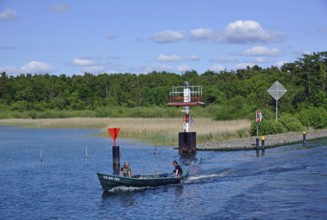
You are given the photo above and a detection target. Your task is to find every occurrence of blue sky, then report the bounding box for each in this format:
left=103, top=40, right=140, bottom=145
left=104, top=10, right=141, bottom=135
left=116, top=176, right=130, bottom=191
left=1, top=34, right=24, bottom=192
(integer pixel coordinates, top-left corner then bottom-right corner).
left=1, top=0, right=326, bottom=76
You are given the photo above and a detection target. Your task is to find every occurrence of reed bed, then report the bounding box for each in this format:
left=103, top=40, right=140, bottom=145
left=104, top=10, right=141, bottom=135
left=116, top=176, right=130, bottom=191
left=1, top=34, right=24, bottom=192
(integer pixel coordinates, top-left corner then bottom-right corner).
left=0, top=118, right=251, bottom=146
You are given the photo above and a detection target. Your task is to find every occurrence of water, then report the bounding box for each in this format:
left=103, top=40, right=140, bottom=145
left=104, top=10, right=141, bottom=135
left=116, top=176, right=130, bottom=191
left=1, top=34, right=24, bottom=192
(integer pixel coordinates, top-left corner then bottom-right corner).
left=0, top=126, right=326, bottom=219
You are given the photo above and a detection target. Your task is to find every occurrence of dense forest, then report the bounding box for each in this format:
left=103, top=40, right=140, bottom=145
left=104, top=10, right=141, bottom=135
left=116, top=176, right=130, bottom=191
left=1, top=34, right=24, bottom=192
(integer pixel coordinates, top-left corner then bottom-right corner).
left=0, top=52, right=326, bottom=131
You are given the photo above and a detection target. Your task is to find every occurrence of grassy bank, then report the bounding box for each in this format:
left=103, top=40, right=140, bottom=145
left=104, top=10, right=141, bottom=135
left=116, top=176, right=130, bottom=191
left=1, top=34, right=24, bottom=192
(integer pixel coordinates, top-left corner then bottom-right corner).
left=0, top=118, right=251, bottom=146
left=0, top=106, right=213, bottom=119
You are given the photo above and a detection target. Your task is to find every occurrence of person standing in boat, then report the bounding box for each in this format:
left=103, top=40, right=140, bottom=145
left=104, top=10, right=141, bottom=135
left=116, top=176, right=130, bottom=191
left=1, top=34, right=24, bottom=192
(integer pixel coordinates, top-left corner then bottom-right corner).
left=120, top=162, right=132, bottom=177
left=172, top=160, right=182, bottom=177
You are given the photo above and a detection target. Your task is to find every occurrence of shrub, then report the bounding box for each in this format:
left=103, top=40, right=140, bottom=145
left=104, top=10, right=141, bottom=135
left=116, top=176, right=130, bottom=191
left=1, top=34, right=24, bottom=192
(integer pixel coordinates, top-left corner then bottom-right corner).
left=28, top=111, right=37, bottom=119
left=213, top=105, right=232, bottom=120
left=279, top=114, right=304, bottom=132
left=250, top=119, right=287, bottom=136
left=78, top=110, right=97, bottom=118
left=295, top=107, right=327, bottom=129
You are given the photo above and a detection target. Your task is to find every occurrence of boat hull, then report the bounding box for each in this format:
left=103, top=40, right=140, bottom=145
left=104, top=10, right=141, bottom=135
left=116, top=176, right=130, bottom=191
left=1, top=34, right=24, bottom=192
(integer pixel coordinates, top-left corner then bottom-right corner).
left=97, top=171, right=189, bottom=191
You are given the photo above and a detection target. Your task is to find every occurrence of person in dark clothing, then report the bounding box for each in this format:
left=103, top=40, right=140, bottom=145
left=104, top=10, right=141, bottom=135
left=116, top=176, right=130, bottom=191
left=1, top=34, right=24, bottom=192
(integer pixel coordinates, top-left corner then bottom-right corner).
left=172, top=160, right=182, bottom=177
left=120, top=162, right=132, bottom=177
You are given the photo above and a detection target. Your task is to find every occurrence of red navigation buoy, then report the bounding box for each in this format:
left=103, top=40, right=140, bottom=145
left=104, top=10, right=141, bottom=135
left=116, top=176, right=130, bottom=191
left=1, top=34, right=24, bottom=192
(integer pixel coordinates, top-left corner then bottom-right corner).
left=108, top=128, right=120, bottom=147
left=107, top=128, right=121, bottom=174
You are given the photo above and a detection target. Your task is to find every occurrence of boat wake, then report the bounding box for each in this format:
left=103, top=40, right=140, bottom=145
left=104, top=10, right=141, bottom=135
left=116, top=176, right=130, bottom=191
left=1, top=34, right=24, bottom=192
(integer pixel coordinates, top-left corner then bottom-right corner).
left=185, top=169, right=234, bottom=183
left=107, top=186, right=151, bottom=193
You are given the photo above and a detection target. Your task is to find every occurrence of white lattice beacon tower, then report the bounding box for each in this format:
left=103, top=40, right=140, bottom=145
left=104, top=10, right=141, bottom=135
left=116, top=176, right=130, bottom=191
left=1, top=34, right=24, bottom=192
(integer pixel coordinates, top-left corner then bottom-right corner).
left=168, top=82, right=204, bottom=154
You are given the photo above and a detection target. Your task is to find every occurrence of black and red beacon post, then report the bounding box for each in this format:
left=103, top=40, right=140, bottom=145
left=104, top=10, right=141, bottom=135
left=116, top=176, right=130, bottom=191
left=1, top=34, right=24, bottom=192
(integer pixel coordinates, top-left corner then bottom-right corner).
left=108, top=128, right=120, bottom=174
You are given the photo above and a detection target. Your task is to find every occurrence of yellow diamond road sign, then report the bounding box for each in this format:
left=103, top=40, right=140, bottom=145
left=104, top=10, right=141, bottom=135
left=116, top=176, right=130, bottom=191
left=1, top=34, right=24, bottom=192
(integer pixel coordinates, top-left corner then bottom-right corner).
left=267, top=81, right=287, bottom=100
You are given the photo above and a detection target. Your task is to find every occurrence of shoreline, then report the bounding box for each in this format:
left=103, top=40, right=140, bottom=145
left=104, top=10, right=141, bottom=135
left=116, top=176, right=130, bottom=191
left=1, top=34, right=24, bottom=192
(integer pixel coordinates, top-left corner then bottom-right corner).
left=0, top=118, right=326, bottom=150
left=197, top=129, right=327, bottom=151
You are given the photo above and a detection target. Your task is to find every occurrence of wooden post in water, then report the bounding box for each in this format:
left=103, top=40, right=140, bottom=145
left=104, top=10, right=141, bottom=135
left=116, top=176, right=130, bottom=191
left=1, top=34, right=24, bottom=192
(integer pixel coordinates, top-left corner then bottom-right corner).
left=255, top=137, right=260, bottom=157
left=261, top=136, right=265, bottom=156
left=255, top=110, right=262, bottom=157
left=40, top=144, right=43, bottom=162
left=85, top=145, right=88, bottom=158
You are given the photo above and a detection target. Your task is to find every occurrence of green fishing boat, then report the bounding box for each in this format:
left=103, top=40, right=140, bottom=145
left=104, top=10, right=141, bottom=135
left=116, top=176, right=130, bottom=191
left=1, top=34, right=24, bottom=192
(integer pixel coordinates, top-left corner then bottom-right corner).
left=97, top=170, right=189, bottom=191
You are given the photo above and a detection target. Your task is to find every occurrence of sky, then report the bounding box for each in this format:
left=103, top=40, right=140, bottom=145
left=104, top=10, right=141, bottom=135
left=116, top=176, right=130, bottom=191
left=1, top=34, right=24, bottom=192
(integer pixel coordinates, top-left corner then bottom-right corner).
left=0, top=0, right=327, bottom=76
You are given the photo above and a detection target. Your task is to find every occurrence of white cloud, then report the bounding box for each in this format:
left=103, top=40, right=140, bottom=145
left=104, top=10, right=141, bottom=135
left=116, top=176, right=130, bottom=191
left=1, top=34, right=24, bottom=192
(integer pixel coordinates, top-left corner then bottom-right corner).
left=140, top=64, right=174, bottom=73
left=71, top=58, right=96, bottom=66
left=223, top=20, right=284, bottom=44
left=50, top=4, right=70, bottom=12
left=235, top=62, right=255, bottom=69
left=156, top=54, right=183, bottom=62
left=156, top=54, right=199, bottom=62
left=241, top=46, right=283, bottom=56
left=150, top=21, right=283, bottom=45
left=0, top=8, right=17, bottom=20
left=0, top=61, right=55, bottom=74
left=81, top=65, right=104, bottom=74
left=274, top=60, right=288, bottom=67
left=253, top=57, right=268, bottom=63
left=302, top=51, right=313, bottom=55
left=151, top=29, right=184, bottom=43
left=177, top=65, right=192, bottom=72
left=70, top=58, right=106, bottom=73
left=209, top=64, right=225, bottom=72
left=189, top=55, right=200, bottom=61
left=190, top=28, right=215, bottom=41
left=99, top=63, right=124, bottom=74
left=0, top=65, right=20, bottom=74
left=21, top=61, right=55, bottom=73
left=138, top=64, right=193, bottom=74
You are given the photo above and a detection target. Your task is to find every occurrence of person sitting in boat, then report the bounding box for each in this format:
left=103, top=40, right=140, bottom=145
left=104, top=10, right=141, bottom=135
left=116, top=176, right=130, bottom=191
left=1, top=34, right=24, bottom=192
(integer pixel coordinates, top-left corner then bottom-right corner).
left=172, top=160, right=182, bottom=177
left=120, top=162, right=132, bottom=177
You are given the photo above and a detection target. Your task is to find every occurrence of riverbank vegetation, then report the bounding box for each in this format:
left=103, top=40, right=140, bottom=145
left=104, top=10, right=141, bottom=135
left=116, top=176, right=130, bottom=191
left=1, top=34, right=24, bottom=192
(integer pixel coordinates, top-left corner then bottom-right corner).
left=0, top=52, right=326, bottom=137
left=0, top=118, right=251, bottom=146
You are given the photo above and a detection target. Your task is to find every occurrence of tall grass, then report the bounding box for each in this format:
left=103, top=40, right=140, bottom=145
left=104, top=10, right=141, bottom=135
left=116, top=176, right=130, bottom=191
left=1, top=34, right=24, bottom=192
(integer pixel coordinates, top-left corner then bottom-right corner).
left=0, top=118, right=251, bottom=146
left=0, top=106, right=216, bottom=119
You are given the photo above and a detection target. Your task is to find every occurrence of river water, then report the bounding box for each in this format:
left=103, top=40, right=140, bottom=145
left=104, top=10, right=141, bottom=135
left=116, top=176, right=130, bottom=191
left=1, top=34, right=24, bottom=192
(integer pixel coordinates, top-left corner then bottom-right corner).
left=0, top=126, right=326, bottom=219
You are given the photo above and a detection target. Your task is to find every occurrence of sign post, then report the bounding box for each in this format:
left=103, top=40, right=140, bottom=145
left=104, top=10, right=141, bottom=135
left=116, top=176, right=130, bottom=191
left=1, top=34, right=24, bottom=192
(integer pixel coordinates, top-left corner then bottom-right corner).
left=267, top=81, right=287, bottom=123
left=256, top=110, right=262, bottom=137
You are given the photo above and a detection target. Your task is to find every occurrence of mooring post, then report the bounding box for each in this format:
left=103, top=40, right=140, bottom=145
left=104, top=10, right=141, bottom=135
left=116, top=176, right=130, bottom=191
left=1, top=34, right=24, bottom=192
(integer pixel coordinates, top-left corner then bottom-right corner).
left=261, top=136, right=265, bottom=156
left=112, top=146, right=120, bottom=174
left=255, top=137, right=260, bottom=157
left=85, top=145, right=89, bottom=159
left=303, top=131, right=306, bottom=144
left=40, top=144, right=43, bottom=163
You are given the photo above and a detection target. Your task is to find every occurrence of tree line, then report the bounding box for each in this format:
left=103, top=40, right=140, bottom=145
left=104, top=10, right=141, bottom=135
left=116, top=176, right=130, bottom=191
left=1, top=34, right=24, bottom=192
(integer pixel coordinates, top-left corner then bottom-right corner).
left=0, top=52, right=326, bottom=124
